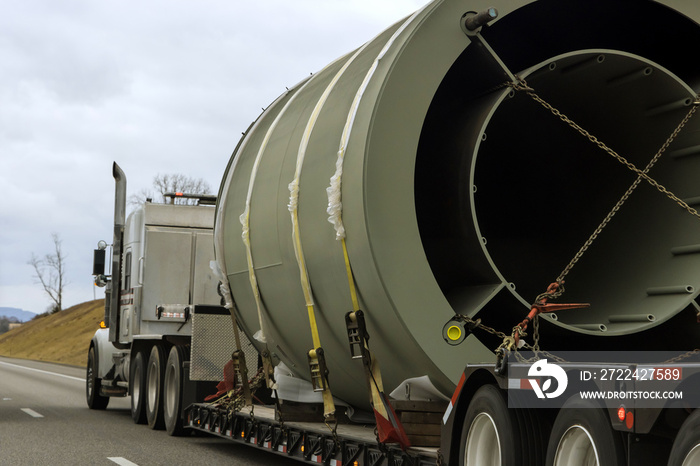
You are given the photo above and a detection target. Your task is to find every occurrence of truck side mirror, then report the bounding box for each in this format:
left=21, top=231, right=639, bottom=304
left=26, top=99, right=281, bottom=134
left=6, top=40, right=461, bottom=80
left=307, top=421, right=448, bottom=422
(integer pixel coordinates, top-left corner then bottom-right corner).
left=93, top=248, right=106, bottom=276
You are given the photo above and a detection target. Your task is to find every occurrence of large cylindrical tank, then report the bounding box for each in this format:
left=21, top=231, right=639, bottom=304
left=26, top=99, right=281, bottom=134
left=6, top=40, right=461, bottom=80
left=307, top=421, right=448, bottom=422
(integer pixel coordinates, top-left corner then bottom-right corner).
left=215, top=0, right=700, bottom=408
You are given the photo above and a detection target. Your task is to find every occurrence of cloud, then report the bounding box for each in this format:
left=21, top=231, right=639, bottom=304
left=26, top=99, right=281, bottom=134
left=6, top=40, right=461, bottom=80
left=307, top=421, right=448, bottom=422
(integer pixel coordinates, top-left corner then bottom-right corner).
left=0, top=0, right=426, bottom=313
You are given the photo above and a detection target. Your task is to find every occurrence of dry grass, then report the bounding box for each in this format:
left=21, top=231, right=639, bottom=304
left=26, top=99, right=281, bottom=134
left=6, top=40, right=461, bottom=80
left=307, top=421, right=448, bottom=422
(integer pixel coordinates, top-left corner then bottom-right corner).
left=0, top=299, right=105, bottom=367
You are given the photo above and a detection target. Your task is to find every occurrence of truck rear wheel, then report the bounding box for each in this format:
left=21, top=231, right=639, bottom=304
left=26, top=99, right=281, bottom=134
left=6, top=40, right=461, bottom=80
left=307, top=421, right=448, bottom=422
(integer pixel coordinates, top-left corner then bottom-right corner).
left=164, top=345, right=188, bottom=436
left=545, top=397, right=624, bottom=466
left=86, top=346, right=109, bottom=410
left=146, top=343, right=167, bottom=430
left=668, top=409, right=700, bottom=466
left=130, top=349, right=147, bottom=424
left=459, top=384, right=546, bottom=466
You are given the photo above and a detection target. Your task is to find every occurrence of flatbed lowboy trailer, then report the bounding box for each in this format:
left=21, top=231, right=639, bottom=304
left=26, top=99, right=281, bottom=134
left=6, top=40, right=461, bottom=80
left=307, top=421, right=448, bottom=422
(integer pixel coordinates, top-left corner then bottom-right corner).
left=186, top=404, right=438, bottom=466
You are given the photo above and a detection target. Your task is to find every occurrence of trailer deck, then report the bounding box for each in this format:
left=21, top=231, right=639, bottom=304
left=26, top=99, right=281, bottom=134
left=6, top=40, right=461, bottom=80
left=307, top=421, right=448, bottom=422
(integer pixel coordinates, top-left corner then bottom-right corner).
left=186, top=403, right=440, bottom=466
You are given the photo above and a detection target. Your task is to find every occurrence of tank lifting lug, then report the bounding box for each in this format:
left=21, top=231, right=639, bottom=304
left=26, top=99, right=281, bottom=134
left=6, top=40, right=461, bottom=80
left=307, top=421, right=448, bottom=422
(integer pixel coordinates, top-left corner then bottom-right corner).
left=461, top=7, right=498, bottom=35
left=345, top=310, right=371, bottom=364
left=442, top=315, right=480, bottom=346
left=460, top=7, right=519, bottom=86
left=308, top=347, right=330, bottom=392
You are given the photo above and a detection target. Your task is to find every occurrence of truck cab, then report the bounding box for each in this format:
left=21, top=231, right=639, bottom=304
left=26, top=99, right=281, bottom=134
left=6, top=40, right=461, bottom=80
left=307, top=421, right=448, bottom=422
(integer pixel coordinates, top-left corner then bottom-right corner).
left=116, top=200, right=220, bottom=343
left=86, top=162, right=226, bottom=435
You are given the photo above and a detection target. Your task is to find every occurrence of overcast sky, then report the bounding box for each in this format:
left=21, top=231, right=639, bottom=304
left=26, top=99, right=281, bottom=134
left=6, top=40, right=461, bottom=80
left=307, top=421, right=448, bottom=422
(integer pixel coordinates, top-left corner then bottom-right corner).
left=1, top=0, right=427, bottom=314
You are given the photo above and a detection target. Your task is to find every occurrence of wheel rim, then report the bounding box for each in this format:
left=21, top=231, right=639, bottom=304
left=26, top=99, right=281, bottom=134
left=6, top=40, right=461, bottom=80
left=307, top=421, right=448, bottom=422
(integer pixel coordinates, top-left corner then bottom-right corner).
left=464, top=412, right=501, bottom=466
left=87, top=352, right=95, bottom=397
left=164, top=363, right=176, bottom=418
left=148, top=360, right=158, bottom=410
left=682, top=444, right=700, bottom=466
left=553, top=424, right=600, bottom=466
left=132, top=361, right=141, bottom=407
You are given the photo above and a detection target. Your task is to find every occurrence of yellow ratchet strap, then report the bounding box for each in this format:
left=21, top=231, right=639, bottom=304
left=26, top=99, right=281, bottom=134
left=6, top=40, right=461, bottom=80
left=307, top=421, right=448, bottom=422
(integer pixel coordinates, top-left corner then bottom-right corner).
left=290, top=202, right=336, bottom=419
left=341, top=237, right=360, bottom=313
left=341, top=240, right=389, bottom=421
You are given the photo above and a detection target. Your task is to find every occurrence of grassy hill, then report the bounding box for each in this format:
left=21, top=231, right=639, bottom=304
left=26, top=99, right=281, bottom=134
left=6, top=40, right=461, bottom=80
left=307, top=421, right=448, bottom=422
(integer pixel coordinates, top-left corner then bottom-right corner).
left=0, top=299, right=104, bottom=367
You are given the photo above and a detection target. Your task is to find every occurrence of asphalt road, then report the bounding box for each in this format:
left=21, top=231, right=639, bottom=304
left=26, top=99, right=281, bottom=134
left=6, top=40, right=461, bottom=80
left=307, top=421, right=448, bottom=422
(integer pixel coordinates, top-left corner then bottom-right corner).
left=0, top=356, right=301, bottom=465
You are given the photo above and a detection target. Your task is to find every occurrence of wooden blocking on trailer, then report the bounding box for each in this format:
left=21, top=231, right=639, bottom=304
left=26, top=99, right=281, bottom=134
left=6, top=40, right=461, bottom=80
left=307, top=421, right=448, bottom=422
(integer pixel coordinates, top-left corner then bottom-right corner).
left=275, top=400, right=350, bottom=424
left=391, top=400, right=448, bottom=447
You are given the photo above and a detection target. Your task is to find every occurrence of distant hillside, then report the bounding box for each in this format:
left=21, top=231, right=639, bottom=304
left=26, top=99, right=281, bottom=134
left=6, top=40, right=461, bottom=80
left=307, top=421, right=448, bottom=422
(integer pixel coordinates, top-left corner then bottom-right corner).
left=0, top=300, right=104, bottom=367
left=0, top=307, right=36, bottom=322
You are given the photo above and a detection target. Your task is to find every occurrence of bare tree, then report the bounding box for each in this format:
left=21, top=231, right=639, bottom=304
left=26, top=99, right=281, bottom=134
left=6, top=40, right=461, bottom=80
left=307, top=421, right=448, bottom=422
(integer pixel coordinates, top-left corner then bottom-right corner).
left=28, top=233, right=67, bottom=313
left=128, top=173, right=212, bottom=207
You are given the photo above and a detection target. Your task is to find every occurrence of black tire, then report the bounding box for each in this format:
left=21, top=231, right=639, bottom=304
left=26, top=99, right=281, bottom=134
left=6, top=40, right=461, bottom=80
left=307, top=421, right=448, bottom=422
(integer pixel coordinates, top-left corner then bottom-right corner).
left=459, top=384, right=547, bottom=466
left=130, top=349, right=148, bottom=424
left=546, top=397, right=625, bottom=466
left=86, top=346, right=109, bottom=410
left=668, top=409, right=700, bottom=466
left=146, top=343, right=167, bottom=430
left=164, top=345, right=189, bottom=436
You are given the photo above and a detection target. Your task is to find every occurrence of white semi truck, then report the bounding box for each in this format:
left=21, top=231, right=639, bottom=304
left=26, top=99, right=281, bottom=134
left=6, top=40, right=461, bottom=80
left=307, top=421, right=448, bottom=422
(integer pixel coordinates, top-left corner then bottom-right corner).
left=87, top=163, right=252, bottom=435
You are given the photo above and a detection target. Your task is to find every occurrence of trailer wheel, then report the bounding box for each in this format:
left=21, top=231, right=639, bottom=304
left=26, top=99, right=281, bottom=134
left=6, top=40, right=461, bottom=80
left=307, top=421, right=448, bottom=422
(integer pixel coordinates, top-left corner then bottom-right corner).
left=146, top=343, right=167, bottom=430
left=459, top=384, right=546, bottom=466
left=86, top=346, right=109, bottom=410
left=164, top=345, right=189, bottom=436
left=668, top=409, right=700, bottom=466
left=130, top=349, right=147, bottom=424
left=545, top=397, right=624, bottom=466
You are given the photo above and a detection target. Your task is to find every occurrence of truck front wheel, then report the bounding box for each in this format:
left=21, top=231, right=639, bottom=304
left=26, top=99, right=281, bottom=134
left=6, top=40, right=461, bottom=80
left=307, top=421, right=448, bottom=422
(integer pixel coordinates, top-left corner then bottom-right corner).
left=545, top=397, right=624, bottom=466
left=86, top=346, right=109, bottom=410
left=146, top=343, right=167, bottom=430
left=459, top=384, right=546, bottom=466
left=668, top=409, right=700, bottom=466
left=164, top=345, right=188, bottom=436
left=130, top=349, right=147, bottom=424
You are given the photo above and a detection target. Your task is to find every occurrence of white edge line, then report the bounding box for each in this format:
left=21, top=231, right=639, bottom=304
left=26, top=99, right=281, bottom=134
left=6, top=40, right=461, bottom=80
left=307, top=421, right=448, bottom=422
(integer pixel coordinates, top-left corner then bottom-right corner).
left=108, top=458, right=140, bottom=466
left=0, top=360, right=84, bottom=382
left=21, top=408, right=44, bottom=418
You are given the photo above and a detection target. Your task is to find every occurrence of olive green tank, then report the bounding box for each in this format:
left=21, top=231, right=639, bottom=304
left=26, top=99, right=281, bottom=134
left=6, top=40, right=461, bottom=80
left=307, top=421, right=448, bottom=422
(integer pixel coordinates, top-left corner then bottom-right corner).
left=215, top=0, right=700, bottom=408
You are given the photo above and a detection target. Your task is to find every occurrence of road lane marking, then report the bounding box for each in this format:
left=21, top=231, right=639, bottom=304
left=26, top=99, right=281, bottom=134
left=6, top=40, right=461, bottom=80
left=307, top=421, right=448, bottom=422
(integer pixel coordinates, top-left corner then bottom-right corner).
left=0, top=360, right=84, bottom=382
left=108, top=458, right=140, bottom=466
left=21, top=408, right=44, bottom=418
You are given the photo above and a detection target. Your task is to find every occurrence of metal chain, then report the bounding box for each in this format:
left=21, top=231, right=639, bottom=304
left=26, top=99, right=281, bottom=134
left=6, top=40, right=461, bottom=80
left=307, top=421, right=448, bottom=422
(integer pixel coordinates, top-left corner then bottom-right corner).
left=534, top=284, right=565, bottom=304
left=510, top=79, right=697, bottom=357
left=324, top=415, right=340, bottom=449
left=514, top=317, right=567, bottom=363
left=665, top=348, right=700, bottom=364
left=457, top=32, right=696, bottom=373
left=273, top=388, right=286, bottom=430
left=453, top=311, right=569, bottom=363
left=209, top=367, right=265, bottom=413
left=510, top=79, right=700, bottom=283
left=532, top=313, right=540, bottom=352
left=453, top=80, right=699, bottom=367
left=452, top=314, right=508, bottom=341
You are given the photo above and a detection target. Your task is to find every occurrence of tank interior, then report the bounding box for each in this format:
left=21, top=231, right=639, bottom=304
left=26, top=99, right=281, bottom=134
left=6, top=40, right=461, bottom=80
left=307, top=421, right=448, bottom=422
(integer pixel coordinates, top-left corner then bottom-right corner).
left=416, top=0, right=700, bottom=338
